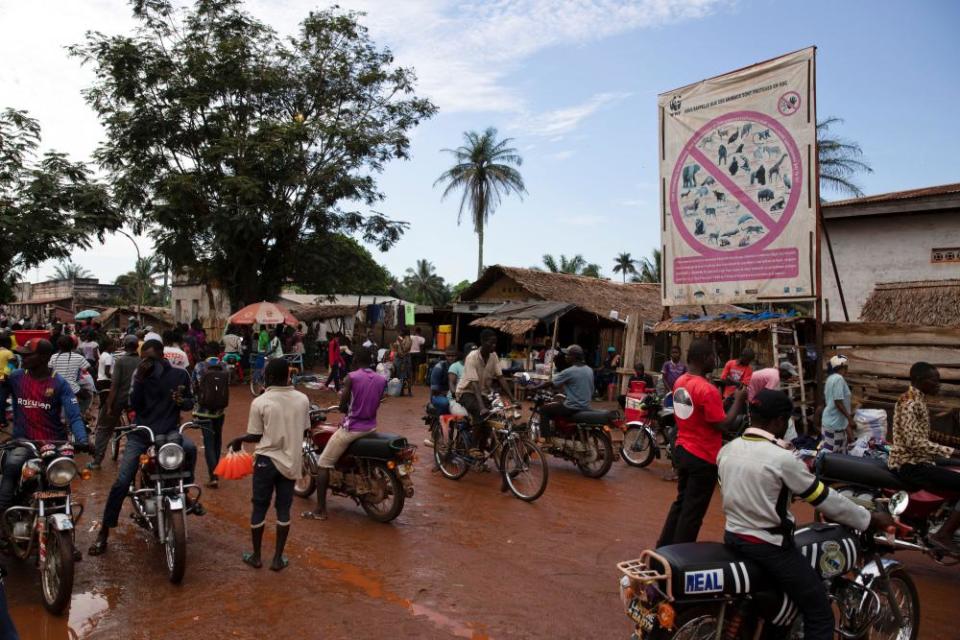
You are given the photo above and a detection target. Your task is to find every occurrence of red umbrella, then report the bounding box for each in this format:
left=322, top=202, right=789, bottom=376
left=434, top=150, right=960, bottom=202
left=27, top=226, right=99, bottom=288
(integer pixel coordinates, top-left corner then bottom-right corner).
left=228, top=301, right=298, bottom=326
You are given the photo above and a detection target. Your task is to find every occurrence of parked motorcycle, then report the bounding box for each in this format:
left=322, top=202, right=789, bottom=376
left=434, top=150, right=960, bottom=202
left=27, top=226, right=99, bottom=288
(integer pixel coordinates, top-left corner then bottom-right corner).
left=123, top=423, right=204, bottom=584
left=616, top=492, right=919, bottom=639
left=295, top=405, right=416, bottom=522
left=816, top=452, right=960, bottom=564
left=620, top=392, right=676, bottom=469
left=1, top=439, right=85, bottom=614
left=527, top=389, right=616, bottom=478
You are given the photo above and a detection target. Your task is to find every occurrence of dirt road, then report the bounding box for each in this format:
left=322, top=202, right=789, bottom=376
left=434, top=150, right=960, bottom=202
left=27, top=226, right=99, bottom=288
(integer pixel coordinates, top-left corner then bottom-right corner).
left=6, top=387, right=957, bottom=639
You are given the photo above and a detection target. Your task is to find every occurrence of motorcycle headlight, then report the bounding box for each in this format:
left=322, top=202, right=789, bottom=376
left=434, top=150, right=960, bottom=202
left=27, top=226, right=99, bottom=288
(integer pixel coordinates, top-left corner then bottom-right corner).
left=46, top=457, right=78, bottom=487
left=158, top=443, right=185, bottom=470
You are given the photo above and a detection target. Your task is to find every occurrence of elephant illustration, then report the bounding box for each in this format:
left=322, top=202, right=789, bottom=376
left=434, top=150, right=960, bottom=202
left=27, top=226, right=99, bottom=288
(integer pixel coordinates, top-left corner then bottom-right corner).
left=758, top=188, right=775, bottom=202
left=682, top=164, right=701, bottom=188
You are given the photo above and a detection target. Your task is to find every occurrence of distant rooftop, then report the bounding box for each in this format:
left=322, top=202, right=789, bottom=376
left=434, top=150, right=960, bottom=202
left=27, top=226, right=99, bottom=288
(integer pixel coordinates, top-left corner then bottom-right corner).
left=823, top=182, right=960, bottom=218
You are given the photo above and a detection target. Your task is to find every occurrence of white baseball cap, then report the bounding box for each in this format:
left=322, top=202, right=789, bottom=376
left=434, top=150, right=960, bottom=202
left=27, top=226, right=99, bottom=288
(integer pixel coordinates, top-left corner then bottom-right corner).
left=829, top=355, right=848, bottom=369
left=144, top=331, right=163, bottom=344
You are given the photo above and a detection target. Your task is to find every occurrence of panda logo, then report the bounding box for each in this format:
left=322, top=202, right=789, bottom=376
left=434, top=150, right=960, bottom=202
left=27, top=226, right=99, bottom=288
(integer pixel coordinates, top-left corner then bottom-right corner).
left=674, top=387, right=695, bottom=420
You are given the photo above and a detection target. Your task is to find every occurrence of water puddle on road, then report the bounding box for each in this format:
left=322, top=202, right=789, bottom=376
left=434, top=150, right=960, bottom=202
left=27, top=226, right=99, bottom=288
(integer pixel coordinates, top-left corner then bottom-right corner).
left=9, top=588, right=113, bottom=640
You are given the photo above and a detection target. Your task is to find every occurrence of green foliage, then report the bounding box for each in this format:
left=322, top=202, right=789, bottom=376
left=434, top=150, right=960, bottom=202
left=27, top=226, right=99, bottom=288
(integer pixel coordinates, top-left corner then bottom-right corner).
left=612, top=252, right=637, bottom=283
left=53, top=261, right=94, bottom=280
left=71, top=0, right=436, bottom=310
left=450, top=279, right=472, bottom=300
left=113, top=255, right=165, bottom=306
left=399, top=259, right=450, bottom=306
left=0, top=109, right=120, bottom=302
left=290, top=233, right=391, bottom=295
left=632, top=248, right=661, bottom=284
left=540, top=254, right=601, bottom=278
left=818, top=117, right=872, bottom=198
left=435, top=127, right=526, bottom=278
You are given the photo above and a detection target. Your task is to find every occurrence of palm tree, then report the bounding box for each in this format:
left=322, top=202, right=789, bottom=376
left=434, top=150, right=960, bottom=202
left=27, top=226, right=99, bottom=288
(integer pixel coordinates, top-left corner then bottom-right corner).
left=403, top=259, right=449, bottom=306
left=542, top=254, right=586, bottom=274
left=634, top=248, right=661, bottom=284
left=612, top=252, right=638, bottom=283
left=52, top=261, right=92, bottom=280
left=114, top=255, right=163, bottom=306
left=435, top=128, right=527, bottom=278
left=581, top=263, right=603, bottom=279
left=818, top=117, right=872, bottom=198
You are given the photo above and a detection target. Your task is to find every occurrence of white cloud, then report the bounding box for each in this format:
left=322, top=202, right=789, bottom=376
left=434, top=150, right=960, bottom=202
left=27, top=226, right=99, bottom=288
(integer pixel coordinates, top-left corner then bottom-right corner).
left=546, top=149, right=575, bottom=161
left=515, top=92, right=631, bottom=138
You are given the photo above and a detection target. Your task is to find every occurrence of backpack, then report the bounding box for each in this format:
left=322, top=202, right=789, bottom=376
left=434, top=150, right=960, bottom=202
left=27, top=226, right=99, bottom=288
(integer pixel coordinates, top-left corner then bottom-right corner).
left=198, top=365, right=230, bottom=412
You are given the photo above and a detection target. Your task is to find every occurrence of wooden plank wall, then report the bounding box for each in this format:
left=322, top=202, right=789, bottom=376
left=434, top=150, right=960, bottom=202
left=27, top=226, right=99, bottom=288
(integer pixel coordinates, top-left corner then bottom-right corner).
left=824, top=322, right=960, bottom=441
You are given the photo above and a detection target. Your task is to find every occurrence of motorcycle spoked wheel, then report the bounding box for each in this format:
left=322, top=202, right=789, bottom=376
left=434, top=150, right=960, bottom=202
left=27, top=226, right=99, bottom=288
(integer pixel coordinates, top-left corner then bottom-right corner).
left=649, top=604, right=723, bottom=640
left=867, top=566, right=920, bottom=640
left=359, top=462, right=404, bottom=523
left=164, top=506, right=187, bottom=584
left=575, top=430, right=614, bottom=478
left=40, top=528, right=75, bottom=615
left=294, top=472, right=317, bottom=498
left=620, top=426, right=656, bottom=468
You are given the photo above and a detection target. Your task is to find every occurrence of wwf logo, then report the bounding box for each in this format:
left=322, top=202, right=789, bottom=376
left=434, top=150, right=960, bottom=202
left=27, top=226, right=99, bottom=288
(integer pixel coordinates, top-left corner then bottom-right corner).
left=669, top=95, right=682, bottom=113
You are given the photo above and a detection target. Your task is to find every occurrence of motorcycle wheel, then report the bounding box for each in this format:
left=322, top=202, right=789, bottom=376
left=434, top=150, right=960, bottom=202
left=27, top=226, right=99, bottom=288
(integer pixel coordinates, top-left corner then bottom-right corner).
left=359, top=462, right=404, bottom=523
left=164, top=507, right=187, bottom=584
left=40, top=528, right=75, bottom=615
left=294, top=473, right=316, bottom=498
left=500, top=439, right=548, bottom=502
left=620, top=426, right=656, bottom=468
left=650, top=604, right=721, bottom=639
left=869, top=566, right=920, bottom=640
left=576, top=430, right=614, bottom=479
left=435, top=426, right=469, bottom=480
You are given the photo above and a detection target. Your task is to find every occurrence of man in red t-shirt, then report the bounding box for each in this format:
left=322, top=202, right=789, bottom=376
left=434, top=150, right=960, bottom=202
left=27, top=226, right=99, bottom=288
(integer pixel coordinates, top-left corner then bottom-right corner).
left=657, top=338, right=746, bottom=548
left=719, top=348, right=754, bottom=399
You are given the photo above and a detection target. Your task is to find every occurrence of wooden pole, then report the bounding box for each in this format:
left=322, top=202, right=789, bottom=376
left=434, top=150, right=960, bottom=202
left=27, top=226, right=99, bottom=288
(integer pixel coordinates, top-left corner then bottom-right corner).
left=820, top=212, right=849, bottom=321
left=454, top=313, right=461, bottom=349
left=811, top=47, right=825, bottom=408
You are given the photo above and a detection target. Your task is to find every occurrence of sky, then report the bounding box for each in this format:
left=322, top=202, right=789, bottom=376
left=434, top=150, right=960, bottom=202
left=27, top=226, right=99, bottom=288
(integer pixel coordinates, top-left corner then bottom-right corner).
left=2, top=0, right=959, bottom=287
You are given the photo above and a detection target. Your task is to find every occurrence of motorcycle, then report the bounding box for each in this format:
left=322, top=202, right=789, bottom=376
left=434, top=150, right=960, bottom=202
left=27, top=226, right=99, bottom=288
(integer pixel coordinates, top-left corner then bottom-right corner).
left=616, top=491, right=920, bottom=639
left=295, top=405, right=416, bottom=522
left=620, top=392, right=676, bottom=469
left=527, top=388, right=616, bottom=478
left=816, top=452, right=960, bottom=564
left=124, top=423, right=204, bottom=584
left=1, top=439, right=85, bottom=614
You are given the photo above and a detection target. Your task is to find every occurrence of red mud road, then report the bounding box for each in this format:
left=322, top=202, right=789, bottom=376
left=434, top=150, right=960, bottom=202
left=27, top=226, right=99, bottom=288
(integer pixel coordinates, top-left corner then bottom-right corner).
left=6, top=387, right=957, bottom=639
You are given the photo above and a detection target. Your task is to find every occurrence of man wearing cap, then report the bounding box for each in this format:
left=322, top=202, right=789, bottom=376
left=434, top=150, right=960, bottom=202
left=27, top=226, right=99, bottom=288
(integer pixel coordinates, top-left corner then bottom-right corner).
left=822, top=355, right=854, bottom=453
left=89, top=337, right=200, bottom=556
left=540, top=344, right=594, bottom=441
left=718, top=389, right=892, bottom=640
left=88, top=334, right=141, bottom=470
left=0, top=339, right=89, bottom=513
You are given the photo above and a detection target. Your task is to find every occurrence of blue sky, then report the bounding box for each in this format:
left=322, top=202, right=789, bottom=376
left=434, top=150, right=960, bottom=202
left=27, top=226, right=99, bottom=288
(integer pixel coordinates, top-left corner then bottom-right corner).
left=3, top=0, right=959, bottom=287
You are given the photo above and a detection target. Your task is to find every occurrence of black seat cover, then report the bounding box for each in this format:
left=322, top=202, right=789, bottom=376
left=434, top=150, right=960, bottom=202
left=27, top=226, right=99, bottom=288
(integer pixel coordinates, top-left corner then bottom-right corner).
left=344, top=432, right=409, bottom=459
left=817, top=453, right=912, bottom=490
left=571, top=410, right=616, bottom=425
left=655, top=542, right=773, bottom=598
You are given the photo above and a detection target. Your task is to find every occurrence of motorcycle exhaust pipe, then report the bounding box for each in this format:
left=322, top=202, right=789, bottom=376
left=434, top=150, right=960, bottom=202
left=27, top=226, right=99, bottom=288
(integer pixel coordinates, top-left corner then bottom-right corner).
left=872, top=534, right=926, bottom=553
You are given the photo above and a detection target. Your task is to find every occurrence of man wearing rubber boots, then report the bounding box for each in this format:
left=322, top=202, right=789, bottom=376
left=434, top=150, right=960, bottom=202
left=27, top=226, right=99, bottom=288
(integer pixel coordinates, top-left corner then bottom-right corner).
left=718, top=389, right=893, bottom=639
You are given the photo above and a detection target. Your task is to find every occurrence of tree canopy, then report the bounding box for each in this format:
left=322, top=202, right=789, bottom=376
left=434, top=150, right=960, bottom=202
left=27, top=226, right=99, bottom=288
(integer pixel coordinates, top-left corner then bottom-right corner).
left=817, top=117, right=872, bottom=198
left=290, top=233, right=391, bottom=296
left=0, top=109, right=119, bottom=301
left=71, top=0, right=436, bottom=309
left=399, top=259, right=450, bottom=306
left=541, top=254, right=602, bottom=278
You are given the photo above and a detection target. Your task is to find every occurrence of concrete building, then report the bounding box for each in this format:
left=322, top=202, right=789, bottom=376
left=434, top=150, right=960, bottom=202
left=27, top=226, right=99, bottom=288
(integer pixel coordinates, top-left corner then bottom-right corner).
left=821, top=183, right=960, bottom=322
left=169, top=276, right=231, bottom=327
left=7, top=277, right=123, bottom=324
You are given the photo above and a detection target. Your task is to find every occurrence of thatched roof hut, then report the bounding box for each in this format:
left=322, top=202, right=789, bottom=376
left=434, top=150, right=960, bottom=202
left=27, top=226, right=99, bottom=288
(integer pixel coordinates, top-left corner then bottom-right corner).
left=860, top=280, right=960, bottom=327
left=287, top=304, right=357, bottom=323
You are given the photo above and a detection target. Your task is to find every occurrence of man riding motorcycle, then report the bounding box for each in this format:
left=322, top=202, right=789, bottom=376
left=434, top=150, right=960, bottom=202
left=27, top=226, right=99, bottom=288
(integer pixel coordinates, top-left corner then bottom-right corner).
left=0, top=338, right=90, bottom=513
left=537, top=344, right=593, bottom=441
left=717, top=389, right=893, bottom=640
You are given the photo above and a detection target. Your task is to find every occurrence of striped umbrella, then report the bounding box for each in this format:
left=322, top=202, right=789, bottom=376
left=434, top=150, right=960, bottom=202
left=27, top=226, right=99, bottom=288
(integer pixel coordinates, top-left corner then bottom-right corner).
left=227, top=301, right=298, bottom=326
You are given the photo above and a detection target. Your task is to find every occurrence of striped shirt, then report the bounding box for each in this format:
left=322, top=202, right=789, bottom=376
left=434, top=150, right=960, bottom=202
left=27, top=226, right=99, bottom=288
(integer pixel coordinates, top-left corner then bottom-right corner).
left=48, top=352, right=89, bottom=393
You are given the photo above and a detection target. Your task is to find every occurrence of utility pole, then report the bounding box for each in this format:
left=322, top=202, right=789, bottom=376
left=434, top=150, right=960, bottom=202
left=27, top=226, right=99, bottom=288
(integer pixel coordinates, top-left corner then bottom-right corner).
left=116, top=229, right=143, bottom=325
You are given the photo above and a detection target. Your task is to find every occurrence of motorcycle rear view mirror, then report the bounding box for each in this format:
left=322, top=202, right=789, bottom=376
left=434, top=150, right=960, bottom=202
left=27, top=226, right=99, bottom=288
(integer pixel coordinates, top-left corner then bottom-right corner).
left=888, top=490, right=910, bottom=517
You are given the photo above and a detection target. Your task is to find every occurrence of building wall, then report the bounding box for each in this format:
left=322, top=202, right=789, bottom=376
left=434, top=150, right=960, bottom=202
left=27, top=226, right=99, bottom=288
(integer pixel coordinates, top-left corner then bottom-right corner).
left=170, top=281, right=231, bottom=330
left=473, top=276, right=537, bottom=301
left=821, top=211, right=960, bottom=321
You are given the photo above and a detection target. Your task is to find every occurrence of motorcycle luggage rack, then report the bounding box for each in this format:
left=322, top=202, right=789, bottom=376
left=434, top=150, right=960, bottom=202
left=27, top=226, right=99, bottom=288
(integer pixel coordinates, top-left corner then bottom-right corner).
left=617, top=549, right=674, bottom=601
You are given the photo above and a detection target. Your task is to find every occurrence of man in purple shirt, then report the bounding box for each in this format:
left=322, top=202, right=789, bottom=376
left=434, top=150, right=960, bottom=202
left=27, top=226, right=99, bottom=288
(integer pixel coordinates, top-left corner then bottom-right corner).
left=303, top=347, right=386, bottom=521
left=661, top=344, right=688, bottom=392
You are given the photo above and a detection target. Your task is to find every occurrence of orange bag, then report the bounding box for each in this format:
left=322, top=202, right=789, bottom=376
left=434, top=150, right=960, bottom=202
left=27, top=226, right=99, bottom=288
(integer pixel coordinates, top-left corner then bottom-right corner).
left=214, top=450, right=255, bottom=480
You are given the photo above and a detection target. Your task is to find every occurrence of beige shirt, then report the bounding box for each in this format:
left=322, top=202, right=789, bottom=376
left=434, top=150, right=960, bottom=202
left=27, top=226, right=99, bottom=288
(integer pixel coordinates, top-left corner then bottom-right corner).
left=247, top=386, right=310, bottom=480
left=456, top=349, right=501, bottom=397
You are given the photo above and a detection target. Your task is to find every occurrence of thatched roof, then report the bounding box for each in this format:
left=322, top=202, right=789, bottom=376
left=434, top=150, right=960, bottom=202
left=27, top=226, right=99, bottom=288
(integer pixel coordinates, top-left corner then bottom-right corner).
left=468, top=301, right=574, bottom=336
left=100, top=306, right=174, bottom=327
left=459, top=265, right=741, bottom=326
left=288, top=304, right=357, bottom=323
left=654, top=313, right=803, bottom=334
left=860, top=280, right=960, bottom=327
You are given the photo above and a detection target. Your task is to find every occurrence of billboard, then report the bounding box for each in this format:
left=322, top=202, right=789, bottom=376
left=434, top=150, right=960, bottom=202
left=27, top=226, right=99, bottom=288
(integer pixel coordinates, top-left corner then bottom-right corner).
left=659, top=48, right=817, bottom=306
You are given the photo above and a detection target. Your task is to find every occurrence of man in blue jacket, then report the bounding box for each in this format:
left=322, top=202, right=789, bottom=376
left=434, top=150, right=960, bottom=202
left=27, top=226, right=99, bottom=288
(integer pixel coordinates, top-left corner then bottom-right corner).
left=88, top=338, right=200, bottom=556
left=0, top=338, right=89, bottom=513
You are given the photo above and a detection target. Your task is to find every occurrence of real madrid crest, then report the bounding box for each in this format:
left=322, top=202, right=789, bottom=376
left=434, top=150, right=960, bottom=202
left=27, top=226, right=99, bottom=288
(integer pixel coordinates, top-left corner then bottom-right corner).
left=818, top=540, right=845, bottom=578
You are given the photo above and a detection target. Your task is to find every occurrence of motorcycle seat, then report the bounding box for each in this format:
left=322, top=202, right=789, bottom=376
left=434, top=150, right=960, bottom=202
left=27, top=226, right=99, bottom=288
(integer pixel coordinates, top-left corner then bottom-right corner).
left=817, top=453, right=913, bottom=491
left=571, top=410, right=617, bottom=425
left=655, top=542, right=774, bottom=597
left=344, top=432, right=409, bottom=459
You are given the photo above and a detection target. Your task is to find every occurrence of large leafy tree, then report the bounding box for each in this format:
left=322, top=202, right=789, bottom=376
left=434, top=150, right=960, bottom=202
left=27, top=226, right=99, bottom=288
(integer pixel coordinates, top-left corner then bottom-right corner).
left=612, top=252, right=637, bottom=283
left=53, top=261, right=94, bottom=281
left=435, top=128, right=526, bottom=278
left=0, top=109, right=119, bottom=301
left=290, top=233, right=390, bottom=295
left=71, top=0, right=435, bottom=310
left=401, top=259, right=449, bottom=306
left=818, top=117, right=872, bottom=198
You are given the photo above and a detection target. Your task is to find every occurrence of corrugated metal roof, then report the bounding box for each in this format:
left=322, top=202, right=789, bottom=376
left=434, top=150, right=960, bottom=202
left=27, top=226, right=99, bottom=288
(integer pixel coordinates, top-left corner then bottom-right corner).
left=824, top=183, right=960, bottom=208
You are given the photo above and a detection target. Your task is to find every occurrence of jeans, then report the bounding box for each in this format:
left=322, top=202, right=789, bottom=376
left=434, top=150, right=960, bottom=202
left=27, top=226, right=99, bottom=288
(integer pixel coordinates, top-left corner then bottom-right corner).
left=539, top=402, right=577, bottom=437
left=199, top=416, right=225, bottom=481
left=102, top=433, right=197, bottom=528
left=430, top=395, right=451, bottom=414
left=0, top=576, right=18, bottom=640
left=325, top=363, right=343, bottom=391
left=724, top=532, right=834, bottom=640
left=0, top=447, right=31, bottom=513
left=657, top=445, right=718, bottom=547
left=251, top=456, right=294, bottom=526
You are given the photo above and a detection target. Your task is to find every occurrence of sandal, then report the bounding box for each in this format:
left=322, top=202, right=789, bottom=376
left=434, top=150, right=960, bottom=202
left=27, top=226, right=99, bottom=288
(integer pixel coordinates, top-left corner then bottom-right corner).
left=88, top=538, right=108, bottom=557
left=300, top=511, right=327, bottom=521
left=269, top=556, right=289, bottom=572
left=242, top=552, right=262, bottom=569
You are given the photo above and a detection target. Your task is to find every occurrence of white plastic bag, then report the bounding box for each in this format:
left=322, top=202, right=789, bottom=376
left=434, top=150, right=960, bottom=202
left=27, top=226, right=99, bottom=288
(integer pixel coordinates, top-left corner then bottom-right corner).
left=854, top=408, right=887, bottom=441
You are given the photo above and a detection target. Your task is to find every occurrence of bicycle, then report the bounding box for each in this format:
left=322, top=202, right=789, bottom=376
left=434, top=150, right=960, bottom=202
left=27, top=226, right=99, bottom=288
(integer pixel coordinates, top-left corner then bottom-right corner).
left=431, top=394, right=548, bottom=502
left=249, top=353, right=266, bottom=396
left=109, top=410, right=136, bottom=462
